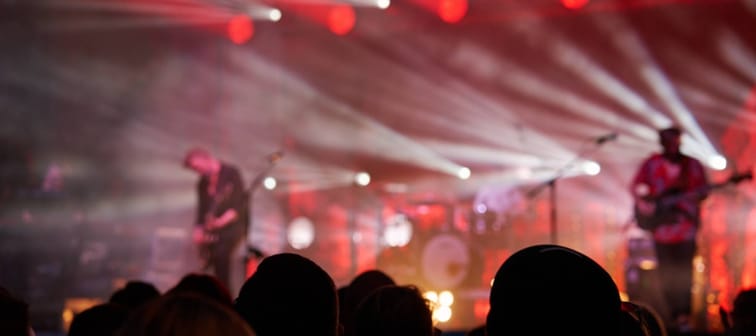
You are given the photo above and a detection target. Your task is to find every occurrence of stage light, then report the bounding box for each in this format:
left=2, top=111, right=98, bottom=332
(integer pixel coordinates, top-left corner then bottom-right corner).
left=474, top=203, right=487, bottom=214
left=328, top=5, right=356, bottom=36
left=582, top=161, right=601, bottom=176
left=424, top=291, right=439, bottom=304
left=438, top=0, right=467, bottom=23
left=269, top=9, right=282, bottom=22
left=376, top=0, right=391, bottom=10
left=433, top=305, right=452, bottom=323
left=561, top=0, right=589, bottom=10
left=707, top=155, right=727, bottom=171
left=457, top=167, right=471, bottom=180
left=227, top=14, right=254, bottom=45
left=263, top=176, right=277, bottom=190
left=384, top=213, right=413, bottom=247
left=439, top=291, right=454, bottom=306
left=287, top=216, right=315, bottom=250
left=355, top=171, right=371, bottom=186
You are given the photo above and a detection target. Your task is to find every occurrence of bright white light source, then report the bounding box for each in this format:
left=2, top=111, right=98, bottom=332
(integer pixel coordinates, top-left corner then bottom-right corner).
left=263, top=176, right=277, bottom=190
left=424, top=291, right=439, bottom=304
left=457, top=167, right=471, bottom=180
left=287, top=217, right=315, bottom=250
left=376, top=0, right=391, bottom=9
left=355, top=171, right=371, bottom=186
left=474, top=203, right=487, bottom=214
left=708, top=155, right=727, bottom=171
left=582, top=161, right=601, bottom=176
left=384, top=214, right=413, bottom=247
left=439, top=291, right=454, bottom=306
left=433, top=305, right=452, bottom=323
left=269, top=9, right=282, bottom=21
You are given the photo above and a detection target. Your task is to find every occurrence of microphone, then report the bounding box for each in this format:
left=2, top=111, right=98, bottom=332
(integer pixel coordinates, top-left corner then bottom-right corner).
left=595, top=132, right=618, bottom=144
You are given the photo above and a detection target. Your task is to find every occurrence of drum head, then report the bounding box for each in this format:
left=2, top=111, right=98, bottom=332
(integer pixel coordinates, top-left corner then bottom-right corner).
left=420, top=233, right=470, bottom=289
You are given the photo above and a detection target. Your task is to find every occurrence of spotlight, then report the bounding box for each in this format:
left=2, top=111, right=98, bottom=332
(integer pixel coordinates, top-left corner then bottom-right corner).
left=474, top=203, right=487, bottom=214
left=561, top=0, right=589, bottom=10
left=457, top=167, right=471, bottom=180
left=287, top=217, right=315, bottom=250
left=582, top=161, right=601, bottom=176
left=263, top=177, right=277, bottom=190
left=355, top=171, right=371, bottom=186
left=707, top=155, right=727, bottom=171
left=328, top=4, right=356, bottom=36
left=439, top=291, right=454, bottom=306
left=424, top=291, right=439, bottom=304
left=384, top=214, right=413, bottom=247
left=227, top=14, right=254, bottom=45
left=376, top=0, right=391, bottom=9
left=433, top=305, right=452, bottom=323
left=269, top=9, right=282, bottom=22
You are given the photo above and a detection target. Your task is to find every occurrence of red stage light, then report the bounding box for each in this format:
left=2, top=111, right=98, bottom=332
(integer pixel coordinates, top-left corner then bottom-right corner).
left=228, top=14, right=254, bottom=45
left=438, top=0, right=467, bottom=23
left=328, top=5, right=356, bottom=36
left=561, top=0, right=589, bottom=10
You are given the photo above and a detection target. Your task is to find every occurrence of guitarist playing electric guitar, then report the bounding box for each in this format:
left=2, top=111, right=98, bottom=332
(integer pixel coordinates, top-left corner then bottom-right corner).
left=630, top=127, right=753, bottom=332
left=184, top=148, right=249, bottom=292
left=630, top=126, right=709, bottom=333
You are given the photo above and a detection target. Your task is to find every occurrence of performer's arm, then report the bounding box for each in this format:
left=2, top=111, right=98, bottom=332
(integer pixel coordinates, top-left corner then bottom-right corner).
left=208, top=209, right=239, bottom=229
left=631, top=159, right=656, bottom=215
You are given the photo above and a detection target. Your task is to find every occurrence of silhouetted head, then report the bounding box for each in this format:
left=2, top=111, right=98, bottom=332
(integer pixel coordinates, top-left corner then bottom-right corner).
left=486, top=244, right=621, bottom=336
left=353, top=285, right=433, bottom=336
left=109, top=281, right=160, bottom=311
left=731, top=288, right=756, bottom=335
left=0, top=287, right=30, bottom=336
left=183, top=148, right=220, bottom=176
left=118, top=293, right=254, bottom=336
left=342, top=270, right=396, bottom=335
left=167, top=273, right=233, bottom=307
left=234, top=253, right=338, bottom=336
left=69, top=303, right=129, bottom=336
left=658, top=127, right=682, bottom=158
left=621, top=301, right=665, bottom=336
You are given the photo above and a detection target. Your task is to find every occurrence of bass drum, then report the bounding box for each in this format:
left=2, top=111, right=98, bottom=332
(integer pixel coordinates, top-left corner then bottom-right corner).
left=420, top=233, right=478, bottom=290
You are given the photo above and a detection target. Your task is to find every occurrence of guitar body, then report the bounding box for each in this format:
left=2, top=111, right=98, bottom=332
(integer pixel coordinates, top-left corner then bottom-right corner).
left=633, top=200, right=684, bottom=231
left=633, top=171, right=752, bottom=231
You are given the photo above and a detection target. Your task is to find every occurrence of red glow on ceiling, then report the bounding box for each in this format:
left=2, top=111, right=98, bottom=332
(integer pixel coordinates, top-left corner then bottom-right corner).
left=228, top=14, right=254, bottom=45
left=438, top=0, right=468, bottom=23
left=328, top=5, right=356, bottom=36
left=561, top=0, right=589, bottom=10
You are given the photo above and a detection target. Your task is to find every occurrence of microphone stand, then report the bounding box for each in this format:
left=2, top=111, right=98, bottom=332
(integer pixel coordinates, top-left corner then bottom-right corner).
left=245, top=153, right=282, bottom=260
left=526, top=136, right=614, bottom=244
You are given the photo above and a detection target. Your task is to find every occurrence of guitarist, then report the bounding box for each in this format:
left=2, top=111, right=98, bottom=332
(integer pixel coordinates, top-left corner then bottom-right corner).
left=630, top=126, right=709, bottom=332
left=184, top=148, right=249, bottom=292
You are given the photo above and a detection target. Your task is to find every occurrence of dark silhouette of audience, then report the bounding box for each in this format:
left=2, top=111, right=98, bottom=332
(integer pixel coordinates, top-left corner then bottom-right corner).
left=234, top=253, right=339, bottom=336
left=486, top=244, right=622, bottom=335
left=5, top=245, right=743, bottom=336
left=341, top=270, right=396, bottom=336
left=166, top=273, right=233, bottom=307
left=117, top=292, right=254, bottom=336
left=725, top=288, right=756, bottom=336
left=0, top=286, right=31, bottom=336
left=620, top=301, right=667, bottom=336
left=108, top=280, right=160, bottom=311
left=68, top=303, right=129, bottom=336
left=352, top=285, right=433, bottom=336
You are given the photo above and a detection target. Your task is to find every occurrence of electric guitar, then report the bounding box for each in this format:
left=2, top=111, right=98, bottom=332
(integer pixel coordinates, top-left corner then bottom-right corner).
left=197, top=183, right=236, bottom=269
left=634, top=171, right=752, bottom=231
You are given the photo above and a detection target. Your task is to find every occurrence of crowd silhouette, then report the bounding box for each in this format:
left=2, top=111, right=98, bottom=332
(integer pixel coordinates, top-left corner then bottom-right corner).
left=1, top=244, right=754, bottom=336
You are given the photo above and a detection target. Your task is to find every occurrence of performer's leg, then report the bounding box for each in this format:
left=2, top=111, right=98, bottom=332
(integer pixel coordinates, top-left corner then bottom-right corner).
left=211, top=236, right=244, bottom=292
left=655, top=241, right=696, bottom=330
